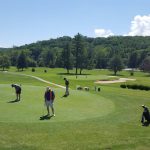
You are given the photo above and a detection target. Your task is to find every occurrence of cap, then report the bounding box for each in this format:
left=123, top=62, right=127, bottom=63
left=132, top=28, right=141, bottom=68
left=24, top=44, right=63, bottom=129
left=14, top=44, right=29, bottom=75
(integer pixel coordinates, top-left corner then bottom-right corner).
left=46, top=87, right=51, bottom=90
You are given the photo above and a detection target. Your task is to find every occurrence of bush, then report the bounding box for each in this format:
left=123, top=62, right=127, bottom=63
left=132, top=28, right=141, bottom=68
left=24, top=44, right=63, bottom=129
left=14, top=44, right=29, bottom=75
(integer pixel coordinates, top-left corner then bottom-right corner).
left=144, top=86, right=150, bottom=91
left=131, top=84, right=138, bottom=90
left=138, top=85, right=145, bottom=90
left=127, top=85, right=132, bottom=89
left=32, top=68, right=35, bottom=72
left=98, top=87, right=101, bottom=92
left=120, top=84, right=126, bottom=88
left=139, top=85, right=150, bottom=91
left=130, top=72, right=134, bottom=76
left=121, top=84, right=150, bottom=91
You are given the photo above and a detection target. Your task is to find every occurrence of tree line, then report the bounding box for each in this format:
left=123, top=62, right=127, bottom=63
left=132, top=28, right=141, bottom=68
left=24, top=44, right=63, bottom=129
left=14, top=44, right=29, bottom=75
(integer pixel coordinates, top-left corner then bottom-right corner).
left=0, top=34, right=150, bottom=75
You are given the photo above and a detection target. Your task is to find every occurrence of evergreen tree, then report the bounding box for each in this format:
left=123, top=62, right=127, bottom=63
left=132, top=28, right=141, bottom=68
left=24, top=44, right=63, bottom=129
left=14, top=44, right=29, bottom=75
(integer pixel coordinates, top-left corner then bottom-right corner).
left=73, top=33, right=86, bottom=75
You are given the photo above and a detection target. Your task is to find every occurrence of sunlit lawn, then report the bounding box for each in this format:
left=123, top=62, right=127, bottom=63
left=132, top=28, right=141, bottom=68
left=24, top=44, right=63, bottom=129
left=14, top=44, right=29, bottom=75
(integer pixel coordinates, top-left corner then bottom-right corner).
left=0, top=67, right=150, bottom=150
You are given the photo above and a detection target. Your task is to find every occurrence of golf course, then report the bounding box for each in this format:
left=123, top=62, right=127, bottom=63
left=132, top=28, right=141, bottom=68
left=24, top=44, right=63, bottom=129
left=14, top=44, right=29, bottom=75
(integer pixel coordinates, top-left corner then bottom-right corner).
left=0, top=67, right=150, bottom=150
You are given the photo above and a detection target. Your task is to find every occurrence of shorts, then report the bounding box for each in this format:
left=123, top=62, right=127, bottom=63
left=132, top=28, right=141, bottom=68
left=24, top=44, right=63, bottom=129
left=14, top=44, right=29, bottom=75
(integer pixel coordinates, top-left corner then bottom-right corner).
left=45, top=100, right=53, bottom=107
left=16, top=89, right=21, bottom=94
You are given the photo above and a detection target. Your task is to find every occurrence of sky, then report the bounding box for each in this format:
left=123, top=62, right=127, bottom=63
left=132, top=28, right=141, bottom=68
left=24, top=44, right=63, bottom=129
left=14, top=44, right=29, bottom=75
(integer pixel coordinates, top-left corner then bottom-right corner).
left=0, top=0, right=150, bottom=48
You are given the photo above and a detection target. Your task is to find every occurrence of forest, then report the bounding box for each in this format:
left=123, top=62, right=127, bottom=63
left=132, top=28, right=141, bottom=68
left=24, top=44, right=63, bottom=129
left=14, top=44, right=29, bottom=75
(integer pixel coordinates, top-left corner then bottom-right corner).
left=0, top=34, right=150, bottom=74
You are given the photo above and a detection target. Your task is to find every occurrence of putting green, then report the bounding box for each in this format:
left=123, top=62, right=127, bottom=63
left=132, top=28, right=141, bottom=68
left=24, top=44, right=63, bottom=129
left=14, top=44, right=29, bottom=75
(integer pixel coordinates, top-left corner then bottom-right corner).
left=0, top=84, right=115, bottom=123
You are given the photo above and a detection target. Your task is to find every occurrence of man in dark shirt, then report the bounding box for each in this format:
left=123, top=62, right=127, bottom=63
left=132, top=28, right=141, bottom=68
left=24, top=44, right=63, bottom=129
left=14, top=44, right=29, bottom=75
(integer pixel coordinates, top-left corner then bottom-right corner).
left=44, top=87, right=55, bottom=116
left=64, top=78, right=69, bottom=96
left=11, top=84, right=22, bottom=101
left=141, top=105, right=150, bottom=125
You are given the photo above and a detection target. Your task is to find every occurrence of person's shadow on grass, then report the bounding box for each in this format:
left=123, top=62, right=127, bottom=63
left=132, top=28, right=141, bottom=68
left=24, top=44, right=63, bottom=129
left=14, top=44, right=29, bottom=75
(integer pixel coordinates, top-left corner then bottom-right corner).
left=8, top=99, right=20, bottom=103
left=39, top=115, right=52, bottom=120
left=61, top=94, right=69, bottom=98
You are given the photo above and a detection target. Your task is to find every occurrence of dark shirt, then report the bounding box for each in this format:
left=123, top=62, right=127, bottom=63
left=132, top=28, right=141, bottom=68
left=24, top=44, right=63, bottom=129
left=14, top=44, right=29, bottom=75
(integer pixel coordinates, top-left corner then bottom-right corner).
left=143, top=107, right=150, bottom=121
left=13, top=84, right=21, bottom=92
left=45, top=91, right=55, bottom=101
left=65, top=80, right=69, bottom=86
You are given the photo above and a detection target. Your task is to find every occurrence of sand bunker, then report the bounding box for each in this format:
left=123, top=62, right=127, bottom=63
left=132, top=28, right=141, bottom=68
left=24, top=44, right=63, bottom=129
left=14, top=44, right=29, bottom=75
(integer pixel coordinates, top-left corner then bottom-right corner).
left=95, top=78, right=136, bottom=84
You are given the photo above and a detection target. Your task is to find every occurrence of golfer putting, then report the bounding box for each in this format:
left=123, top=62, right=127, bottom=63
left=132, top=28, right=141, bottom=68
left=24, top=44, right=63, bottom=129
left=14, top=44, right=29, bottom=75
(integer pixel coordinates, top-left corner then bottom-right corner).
left=44, top=87, right=55, bottom=117
left=11, top=84, right=22, bottom=101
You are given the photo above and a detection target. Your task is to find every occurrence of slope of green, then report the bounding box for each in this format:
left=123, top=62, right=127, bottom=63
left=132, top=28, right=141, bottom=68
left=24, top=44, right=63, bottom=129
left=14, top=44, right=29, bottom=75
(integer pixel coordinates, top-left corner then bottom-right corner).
left=0, top=84, right=114, bottom=123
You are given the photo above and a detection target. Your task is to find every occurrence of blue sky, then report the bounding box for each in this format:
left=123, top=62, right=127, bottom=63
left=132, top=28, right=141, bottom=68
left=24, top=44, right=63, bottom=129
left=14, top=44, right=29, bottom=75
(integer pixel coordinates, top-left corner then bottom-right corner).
left=0, top=0, right=150, bottom=47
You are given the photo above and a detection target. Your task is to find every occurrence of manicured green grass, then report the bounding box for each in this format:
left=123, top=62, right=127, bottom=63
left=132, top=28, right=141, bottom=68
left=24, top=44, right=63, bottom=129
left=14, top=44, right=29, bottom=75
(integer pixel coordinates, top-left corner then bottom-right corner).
left=64, top=74, right=119, bottom=81
left=0, top=84, right=114, bottom=123
left=0, top=71, right=46, bottom=86
left=0, top=68, right=150, bottom=150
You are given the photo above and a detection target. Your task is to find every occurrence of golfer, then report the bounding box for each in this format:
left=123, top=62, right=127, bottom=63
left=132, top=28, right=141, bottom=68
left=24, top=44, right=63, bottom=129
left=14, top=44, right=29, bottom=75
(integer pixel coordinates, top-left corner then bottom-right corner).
left=141, top=105, right=150, bottom=125
left=44, top=87, right=55, bottom=117
left=64, top=78, right=69, bottom=96
left=11, top=84, right=22, bottom=101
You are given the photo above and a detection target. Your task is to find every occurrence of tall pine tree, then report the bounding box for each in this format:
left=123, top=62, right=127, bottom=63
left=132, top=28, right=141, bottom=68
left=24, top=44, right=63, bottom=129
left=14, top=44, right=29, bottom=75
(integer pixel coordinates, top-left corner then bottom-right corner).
left=73, top=33, right=86, bottom=75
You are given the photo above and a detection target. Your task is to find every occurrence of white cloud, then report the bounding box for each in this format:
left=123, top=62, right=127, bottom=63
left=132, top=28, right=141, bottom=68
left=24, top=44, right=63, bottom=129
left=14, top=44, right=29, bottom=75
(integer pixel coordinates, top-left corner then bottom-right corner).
left=128, top=15, right=150, bottom=36
left=94, top=28, right=114, bottom=37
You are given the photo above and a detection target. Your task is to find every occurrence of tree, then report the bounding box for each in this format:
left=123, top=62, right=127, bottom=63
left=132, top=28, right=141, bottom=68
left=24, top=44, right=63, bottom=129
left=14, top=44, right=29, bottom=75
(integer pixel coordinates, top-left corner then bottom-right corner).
left=109, top=55, right=124, bottom=75
left=0, top=55, right=10, bottom=71
left=17, top=51, right=27, bottom=71
left=41, top=48, right=57, bottom=68
left=86, top=44, right=95, bottom=70
left=27, top=57, right=37, bottom=67
left=62, top=42, right=74, bottom=74
left=30, top=48, right=41, bottom=61
left=128, top=51, right=138, bottom=69
left=140, top=56, right=150, bottom=73
left=94, top=46, right=108, bottom=69
left=138, top=50, right=148, bottom=66
left=9, top=50, right=19, bottom=66
left=1, top=35, right=150, bottom=70
left=38, top=57, right=45, bottom=67
left=73, top=33, right=86, bottom=75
